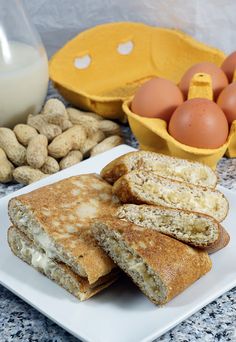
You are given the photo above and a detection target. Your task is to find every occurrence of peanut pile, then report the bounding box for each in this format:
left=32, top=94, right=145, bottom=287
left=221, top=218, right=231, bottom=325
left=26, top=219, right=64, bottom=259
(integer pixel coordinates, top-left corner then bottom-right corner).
left=0, top=99, right=123, bottom=185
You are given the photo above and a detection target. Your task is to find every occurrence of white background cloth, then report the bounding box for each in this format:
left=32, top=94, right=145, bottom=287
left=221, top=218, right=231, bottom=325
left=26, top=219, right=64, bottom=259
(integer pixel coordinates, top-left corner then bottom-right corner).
left=22, top=0, right=236, bottom=57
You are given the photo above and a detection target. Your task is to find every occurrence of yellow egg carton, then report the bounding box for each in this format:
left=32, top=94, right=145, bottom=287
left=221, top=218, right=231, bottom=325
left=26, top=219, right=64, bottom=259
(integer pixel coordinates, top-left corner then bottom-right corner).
left=49, top=22, right=236, bottom=167
left=50, top=22, right=224, bottom=121
left=124, top=73, right=236, bottom=168
left=123, top=108, right=236, bottom=169
left=124, top=73, right=236, bottom=169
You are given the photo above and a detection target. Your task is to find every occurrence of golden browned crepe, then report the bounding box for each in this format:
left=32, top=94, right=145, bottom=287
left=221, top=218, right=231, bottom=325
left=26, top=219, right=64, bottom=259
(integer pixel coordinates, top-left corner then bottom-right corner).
left=8, top=174, right=120, bottom=284
left=8, top=226, right=120, bottom=301
left=112, top=170, right=228, bottom=222
left=101, top=151, right=217, bottom=187
left=116, top=204, right=230, bottom=253
left=205, top=225, right=230, bottom=254
left=92, top=218, right=212, bottom=305
left=116, top=204, right=221, bottom=249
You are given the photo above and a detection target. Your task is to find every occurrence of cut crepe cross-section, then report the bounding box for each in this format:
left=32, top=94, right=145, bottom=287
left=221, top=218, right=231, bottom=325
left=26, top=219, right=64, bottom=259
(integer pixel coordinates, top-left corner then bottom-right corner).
left=116, top=204, right=220, bottom=248
left=101, top=151, right=217, bottom=187
left=8, top=226, right=120, bottom=301
left=116, top=204, right=230, bottom=253
left=112, top=170, right=228, bottom=222
left=8, top=174, right=120, bottom=284
left=92, top=218, right=212, bottom=305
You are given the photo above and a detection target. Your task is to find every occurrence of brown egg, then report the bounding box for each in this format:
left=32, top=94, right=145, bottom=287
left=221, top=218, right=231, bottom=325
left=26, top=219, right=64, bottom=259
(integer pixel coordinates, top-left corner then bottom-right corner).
left=179, top=62, right=228, bottom=100
left=217, top=82, right=236, bottom=124
left=131, top=78, right=183, bottom=122
left=221, top=51, right=236, bottom=83
left=168, top=98, right=229, bottom=149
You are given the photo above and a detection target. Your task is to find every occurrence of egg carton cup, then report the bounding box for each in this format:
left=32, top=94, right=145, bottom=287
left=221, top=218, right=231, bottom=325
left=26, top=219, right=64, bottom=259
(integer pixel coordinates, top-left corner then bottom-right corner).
left=123, top=98, right=236, bottom=169
left=49, top=22, right=225, bottom=122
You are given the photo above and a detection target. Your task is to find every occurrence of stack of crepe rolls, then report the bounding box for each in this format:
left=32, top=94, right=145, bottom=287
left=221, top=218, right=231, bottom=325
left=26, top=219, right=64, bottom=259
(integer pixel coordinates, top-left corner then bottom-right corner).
left=8, top=174, right=120, bottom=301
left=101, top=151, right=230, bottom=253
left=91, top=151, right=230, bottom=305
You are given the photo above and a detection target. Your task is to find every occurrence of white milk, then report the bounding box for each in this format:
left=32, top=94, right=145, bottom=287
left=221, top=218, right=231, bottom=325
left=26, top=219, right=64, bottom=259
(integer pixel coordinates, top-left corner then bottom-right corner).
left=0, top=41, right=48, bottom=127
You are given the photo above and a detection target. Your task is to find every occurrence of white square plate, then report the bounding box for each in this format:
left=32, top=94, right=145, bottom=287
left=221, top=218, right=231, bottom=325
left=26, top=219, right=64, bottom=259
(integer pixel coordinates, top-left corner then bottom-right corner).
left=0, top=144, right=236, bottom=342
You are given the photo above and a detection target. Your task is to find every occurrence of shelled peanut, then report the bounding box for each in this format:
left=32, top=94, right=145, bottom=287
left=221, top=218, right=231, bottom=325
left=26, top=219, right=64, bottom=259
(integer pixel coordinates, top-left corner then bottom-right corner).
left=0, top=98, right=123, bottom=185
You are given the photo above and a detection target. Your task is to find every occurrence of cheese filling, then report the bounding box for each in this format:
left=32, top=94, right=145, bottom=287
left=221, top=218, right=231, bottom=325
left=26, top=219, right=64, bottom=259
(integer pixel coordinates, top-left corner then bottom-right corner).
left=19, top=239, right=56, bottom=274
left=97, top=230, right=167, bottom=303
left=11, top=204, right=87, bottom=277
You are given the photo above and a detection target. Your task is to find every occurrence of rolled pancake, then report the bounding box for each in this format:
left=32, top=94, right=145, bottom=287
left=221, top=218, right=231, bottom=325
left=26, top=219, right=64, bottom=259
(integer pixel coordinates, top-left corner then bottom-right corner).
left=92, top=218, right=212, bottom=305
left=112, top=170, right=228, bottom=222
left=8, top=174, right=119, bottom=284
left=8, top=226, right=120, bottom=300
left=101, top=151, right=217, bottom=187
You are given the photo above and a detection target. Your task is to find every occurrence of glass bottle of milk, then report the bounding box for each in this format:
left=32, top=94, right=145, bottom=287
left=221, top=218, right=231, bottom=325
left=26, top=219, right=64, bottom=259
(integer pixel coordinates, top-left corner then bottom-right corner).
left=0, top=0, right=49, bottom=127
